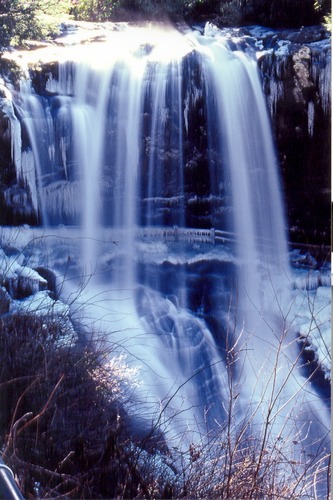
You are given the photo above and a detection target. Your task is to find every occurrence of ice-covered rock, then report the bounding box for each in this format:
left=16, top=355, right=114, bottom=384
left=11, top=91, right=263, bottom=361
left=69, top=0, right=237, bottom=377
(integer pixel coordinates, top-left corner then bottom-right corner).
left=0, top=86, right=39, bottom=225
left=292, top=284, right=331, bottom=380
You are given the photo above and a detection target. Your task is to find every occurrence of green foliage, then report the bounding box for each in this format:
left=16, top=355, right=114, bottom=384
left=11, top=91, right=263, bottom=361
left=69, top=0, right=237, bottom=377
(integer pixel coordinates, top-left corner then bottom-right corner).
left=32, top=0, right=71, bottom=40
left=0, top=0, right=70, bottom=52
left=0, top=0, right=330, bottom=43
left=72, top=0, right=121, bottom=21
left=0, top=1, right=32, bottom=50
left=88, top=0, right=209, bottom=22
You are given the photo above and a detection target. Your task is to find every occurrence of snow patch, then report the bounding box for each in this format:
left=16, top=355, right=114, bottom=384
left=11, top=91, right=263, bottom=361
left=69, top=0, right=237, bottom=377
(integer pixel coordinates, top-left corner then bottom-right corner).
left=10, top=289, right=69, bottom=317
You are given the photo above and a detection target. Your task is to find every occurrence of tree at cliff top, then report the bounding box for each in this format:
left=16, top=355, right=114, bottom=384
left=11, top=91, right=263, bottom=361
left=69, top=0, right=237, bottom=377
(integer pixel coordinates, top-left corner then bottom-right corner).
left=71, top=0, right=121, bottom=21
left=0, top=0, right=70, bottom=53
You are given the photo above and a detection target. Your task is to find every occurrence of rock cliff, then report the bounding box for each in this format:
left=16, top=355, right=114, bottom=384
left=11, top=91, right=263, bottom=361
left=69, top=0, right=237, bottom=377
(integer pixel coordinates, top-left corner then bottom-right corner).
left=252, top=25, right=331, bottom=247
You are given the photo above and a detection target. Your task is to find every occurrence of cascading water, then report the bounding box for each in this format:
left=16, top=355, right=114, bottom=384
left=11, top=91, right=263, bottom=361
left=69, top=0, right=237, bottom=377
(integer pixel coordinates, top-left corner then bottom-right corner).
left=10, top=23, right=329, bottom=493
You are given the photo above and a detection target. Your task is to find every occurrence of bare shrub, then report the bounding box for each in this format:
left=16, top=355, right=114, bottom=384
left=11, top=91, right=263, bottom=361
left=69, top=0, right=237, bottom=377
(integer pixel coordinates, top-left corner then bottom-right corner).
left=0, top=313, right=154, bottom=498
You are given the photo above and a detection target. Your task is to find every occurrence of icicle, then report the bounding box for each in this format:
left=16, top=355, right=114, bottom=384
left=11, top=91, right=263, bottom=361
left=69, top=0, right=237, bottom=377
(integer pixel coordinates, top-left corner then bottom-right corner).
left=310, top=46, right=331, bottom=115
left=308, top=100, right=315, bottom=136
left=0, top=93, right=22, bottom=180
left=21, top=150, right=38, bottom=213
left=318, top=56, right=331, bottom=114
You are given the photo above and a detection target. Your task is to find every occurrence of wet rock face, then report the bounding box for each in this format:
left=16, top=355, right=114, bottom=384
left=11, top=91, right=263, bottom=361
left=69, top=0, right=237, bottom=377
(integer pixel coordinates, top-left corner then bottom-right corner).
left=253, top=25, right=331, bottom=245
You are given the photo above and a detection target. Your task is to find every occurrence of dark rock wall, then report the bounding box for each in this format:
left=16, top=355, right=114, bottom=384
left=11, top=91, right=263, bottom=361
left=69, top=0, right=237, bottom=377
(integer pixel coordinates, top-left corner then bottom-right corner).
left=256, top=26, right=331, bottom=246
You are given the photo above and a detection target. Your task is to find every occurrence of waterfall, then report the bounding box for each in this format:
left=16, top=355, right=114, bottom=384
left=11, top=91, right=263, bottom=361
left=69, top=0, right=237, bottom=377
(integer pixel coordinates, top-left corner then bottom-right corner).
left=11, top=23, right=330, bottom=490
